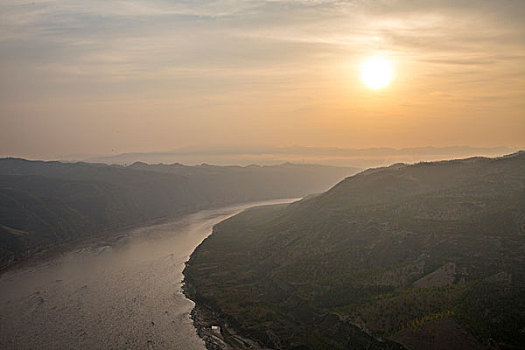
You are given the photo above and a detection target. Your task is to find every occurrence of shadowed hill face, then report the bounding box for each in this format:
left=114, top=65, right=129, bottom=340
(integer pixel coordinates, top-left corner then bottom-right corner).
left=313, top=154, right=523, bottom=207
left=126, top=161, right=360, bottom=204
left=0, top=158, right=357, bottom=269
left=184, top=152, right=525, bottom=350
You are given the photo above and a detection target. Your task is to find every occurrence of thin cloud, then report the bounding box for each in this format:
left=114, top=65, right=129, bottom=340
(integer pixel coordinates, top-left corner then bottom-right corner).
left=0, top=0, right=524, bottom=158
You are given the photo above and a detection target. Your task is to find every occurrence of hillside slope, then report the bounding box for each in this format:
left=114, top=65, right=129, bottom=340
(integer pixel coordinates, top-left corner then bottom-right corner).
left=0, top=159, right=356, bottom=269
left=184, top=151, right=525, bottom=350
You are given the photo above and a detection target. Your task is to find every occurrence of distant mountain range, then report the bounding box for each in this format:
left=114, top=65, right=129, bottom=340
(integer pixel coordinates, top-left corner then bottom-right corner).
left=0, top=158, right=358, bottom=269
left=81, top=145, right=518, bottom=168
left=184, top=151, right=525, bottom=350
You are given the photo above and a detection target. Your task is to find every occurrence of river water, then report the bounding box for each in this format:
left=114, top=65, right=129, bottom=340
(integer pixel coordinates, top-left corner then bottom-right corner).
left=0, top=199, right=295, bottom=349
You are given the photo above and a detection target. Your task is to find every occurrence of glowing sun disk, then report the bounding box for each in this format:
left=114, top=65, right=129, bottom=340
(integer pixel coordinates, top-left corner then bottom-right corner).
left=360, top=56, right=393, bottom=89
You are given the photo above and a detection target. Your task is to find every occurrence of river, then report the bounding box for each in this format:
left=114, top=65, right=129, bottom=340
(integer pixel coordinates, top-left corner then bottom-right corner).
left=0, top=199, right=296, bottom=349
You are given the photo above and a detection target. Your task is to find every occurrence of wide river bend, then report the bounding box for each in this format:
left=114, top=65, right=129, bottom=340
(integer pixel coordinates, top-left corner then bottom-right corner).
left=0, top=199, right=296, bottom=349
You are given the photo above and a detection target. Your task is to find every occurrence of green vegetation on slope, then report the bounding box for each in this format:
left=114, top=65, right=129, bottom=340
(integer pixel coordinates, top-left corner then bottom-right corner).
left=184, top=151, right=525, bottom=350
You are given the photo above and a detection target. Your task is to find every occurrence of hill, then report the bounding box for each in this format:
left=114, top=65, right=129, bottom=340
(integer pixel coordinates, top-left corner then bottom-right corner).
left=0, top=158, right=357, bottom=269
left=184, top=151, right=525, bottom=349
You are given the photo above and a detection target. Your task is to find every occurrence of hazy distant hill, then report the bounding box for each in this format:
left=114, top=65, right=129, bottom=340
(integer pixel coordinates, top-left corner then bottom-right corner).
left=127, top=161, right=360, bottom=204
left=84, top=145, right=516, bottom=168
left=184, top=151, right=525, bottom=350
left=0, top=158, right=357, bottom=269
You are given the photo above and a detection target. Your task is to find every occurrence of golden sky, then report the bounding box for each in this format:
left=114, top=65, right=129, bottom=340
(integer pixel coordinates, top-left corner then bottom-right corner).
left=1, top=0, right=524, bottom=159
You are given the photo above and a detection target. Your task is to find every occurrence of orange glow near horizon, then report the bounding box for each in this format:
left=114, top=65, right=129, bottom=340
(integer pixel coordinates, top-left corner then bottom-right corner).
left=0, top=1, right=523, bottom=159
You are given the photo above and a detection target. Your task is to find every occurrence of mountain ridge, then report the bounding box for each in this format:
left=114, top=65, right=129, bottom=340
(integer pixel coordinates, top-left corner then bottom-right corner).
left=0, top=158, right=357, bottom=269
left=184, top=151, right=525, bottom=349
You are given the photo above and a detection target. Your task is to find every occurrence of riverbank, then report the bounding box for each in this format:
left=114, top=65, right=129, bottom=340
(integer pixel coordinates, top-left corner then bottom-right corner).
left=180, top=200, right=413, bottom=350
left=1, top=198, right=296, bottom=276
left=181, top=201, right=300, bottom=350
left=0, top=212, right=177, bottom=275
left=183, top=275, right=266, bottom=350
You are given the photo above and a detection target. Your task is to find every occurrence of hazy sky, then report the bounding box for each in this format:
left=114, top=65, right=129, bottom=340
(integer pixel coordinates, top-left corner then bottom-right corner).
left=1, top=0, right=524, bottom=159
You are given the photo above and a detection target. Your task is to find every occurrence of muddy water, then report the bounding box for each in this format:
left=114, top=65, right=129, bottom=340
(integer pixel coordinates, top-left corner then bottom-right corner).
left=0, top=199, right=295, bottom=349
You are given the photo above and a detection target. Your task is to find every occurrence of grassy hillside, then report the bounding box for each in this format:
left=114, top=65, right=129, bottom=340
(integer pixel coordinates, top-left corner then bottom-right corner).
left=184, top=151, right=525, bottom=350
left=0, top=158, right=357, bottom=269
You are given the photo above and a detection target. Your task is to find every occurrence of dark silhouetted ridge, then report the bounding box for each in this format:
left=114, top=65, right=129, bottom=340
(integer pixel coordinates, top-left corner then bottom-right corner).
left=184, top=151, right=525, bottom=350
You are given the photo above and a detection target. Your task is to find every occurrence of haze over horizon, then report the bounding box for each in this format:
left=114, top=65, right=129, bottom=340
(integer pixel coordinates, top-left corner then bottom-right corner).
left=1, top=0, right=524, bottom=160
left=79, top=145, right=522, bottom=168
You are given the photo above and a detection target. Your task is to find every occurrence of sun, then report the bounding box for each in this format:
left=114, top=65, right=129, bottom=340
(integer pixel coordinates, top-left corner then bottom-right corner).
left=360, top=55, right=393, bottom=89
